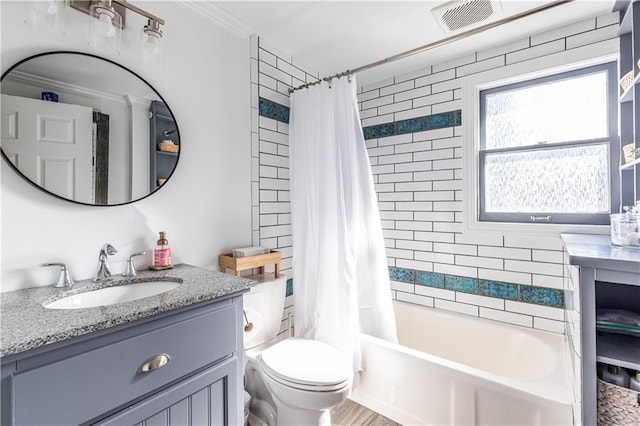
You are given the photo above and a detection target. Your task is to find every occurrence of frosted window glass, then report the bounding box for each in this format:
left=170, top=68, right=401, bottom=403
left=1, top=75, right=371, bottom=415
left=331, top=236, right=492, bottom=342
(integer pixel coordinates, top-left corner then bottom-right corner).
left=484, top=144, right=610, bottom=213
left=484, top=72, right=608, bottom=149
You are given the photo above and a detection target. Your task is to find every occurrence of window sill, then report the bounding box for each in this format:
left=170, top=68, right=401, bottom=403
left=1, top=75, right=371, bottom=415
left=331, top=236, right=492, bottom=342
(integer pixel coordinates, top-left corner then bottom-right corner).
left=464, top=217, right=610, bottom=237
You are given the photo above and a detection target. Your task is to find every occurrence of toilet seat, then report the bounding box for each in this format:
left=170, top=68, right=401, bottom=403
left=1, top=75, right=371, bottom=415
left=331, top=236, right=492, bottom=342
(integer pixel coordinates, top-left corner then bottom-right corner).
left=258, top=338, right=352, bottom=392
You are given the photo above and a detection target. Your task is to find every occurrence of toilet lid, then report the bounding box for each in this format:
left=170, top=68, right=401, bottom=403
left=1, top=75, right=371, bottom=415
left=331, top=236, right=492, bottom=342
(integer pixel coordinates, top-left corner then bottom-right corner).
left=258, top=338, right=352, bottom=388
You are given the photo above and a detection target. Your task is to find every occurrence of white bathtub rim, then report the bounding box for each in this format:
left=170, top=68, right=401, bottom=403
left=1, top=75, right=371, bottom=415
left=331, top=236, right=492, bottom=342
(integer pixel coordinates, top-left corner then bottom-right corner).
left=358, top=333, right=571, bottom=406
left=359, top=316, right=572, bottom=406
left=391, top=300, right=571, bottom=401
left=394, top=300, right=563, bottom=378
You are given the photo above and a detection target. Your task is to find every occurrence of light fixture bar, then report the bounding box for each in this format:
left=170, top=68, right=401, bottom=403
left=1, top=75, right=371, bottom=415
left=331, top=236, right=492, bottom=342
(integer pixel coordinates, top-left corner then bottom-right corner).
left=70, top=0, right=126, bottom=27
left=112, top=0, right=163, bottom=25
left=70, top=0, right=164, bottom=28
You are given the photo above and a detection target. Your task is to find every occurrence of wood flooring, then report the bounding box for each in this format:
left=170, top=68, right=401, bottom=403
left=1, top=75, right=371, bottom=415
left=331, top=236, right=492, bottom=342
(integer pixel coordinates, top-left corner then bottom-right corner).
left=331, top=399, right=401, bottom=426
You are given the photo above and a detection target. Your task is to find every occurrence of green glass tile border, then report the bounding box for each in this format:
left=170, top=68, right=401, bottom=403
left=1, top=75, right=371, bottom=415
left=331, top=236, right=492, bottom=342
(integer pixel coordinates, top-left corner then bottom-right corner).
left=258, top=100, right=461, bottom=138
left=279, top=270, right=564, bottom=309
left=390, top=267, right=564, bottom=309
left=259, top=97, right=290, bottom=124
left=363, top=110, right=461, bottom=140
left=286, top=278, right=293, bottom=297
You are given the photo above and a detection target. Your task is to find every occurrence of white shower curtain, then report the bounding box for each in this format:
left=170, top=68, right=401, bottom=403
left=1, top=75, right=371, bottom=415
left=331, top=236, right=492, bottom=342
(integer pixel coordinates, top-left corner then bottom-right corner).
left=289, top=76, right=398, bottom=374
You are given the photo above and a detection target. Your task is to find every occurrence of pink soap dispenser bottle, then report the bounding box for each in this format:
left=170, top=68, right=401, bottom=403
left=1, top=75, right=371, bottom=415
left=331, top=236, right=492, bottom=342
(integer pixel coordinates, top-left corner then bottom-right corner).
left=153, top=231, right=171, bottom=268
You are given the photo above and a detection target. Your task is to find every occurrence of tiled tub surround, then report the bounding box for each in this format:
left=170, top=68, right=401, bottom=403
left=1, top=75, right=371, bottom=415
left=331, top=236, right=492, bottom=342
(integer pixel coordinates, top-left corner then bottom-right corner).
left=0, top=264, right=255, bottom=357
left=250, top=36, right=319, bottom=340
left=356, top=12, right=618, bottom=332
left=252, top=12, right=618, bottom=335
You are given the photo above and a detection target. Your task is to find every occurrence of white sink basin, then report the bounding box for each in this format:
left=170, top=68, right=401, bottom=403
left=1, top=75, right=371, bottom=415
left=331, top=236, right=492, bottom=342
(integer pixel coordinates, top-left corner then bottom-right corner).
left=44, top=281, right=181, bottom=310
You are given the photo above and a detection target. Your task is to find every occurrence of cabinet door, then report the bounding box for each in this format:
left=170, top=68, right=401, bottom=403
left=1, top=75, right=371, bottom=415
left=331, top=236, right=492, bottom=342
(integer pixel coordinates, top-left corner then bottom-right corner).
left=11, top=303, right=236, bottom=426
left=97, top=357, right=239, bottom=426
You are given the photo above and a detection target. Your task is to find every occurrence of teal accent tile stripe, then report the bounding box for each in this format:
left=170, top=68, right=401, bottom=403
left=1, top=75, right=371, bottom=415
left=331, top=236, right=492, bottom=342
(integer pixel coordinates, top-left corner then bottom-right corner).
left=445, top=275, right=477, bottom=293
left=287, top=270, right=563, bottom=307
left=480, top=280, right=518, bottom=301
left=363, top=110, right=461, bottom=140
left=286, top=278, right=293, bottom=297
left=258, top=102, right=460, bottom=134
left=416, top=271, right=444, bottom=288
left=388, top=267, right=564, bottom=309
left=259, top=97, right=290, bottom=124
left=520, top=285, right=564, bottom=308
left=389, top=267, right=414, bottom=283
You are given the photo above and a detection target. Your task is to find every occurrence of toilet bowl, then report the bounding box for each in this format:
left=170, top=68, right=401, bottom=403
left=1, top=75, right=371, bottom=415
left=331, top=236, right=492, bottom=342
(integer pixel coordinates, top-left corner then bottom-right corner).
left=243, top=275, right=353, bottom=426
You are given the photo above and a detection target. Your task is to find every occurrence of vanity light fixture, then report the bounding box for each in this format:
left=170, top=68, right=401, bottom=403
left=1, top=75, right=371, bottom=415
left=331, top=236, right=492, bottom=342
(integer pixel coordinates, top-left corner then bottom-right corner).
left=140, top=18, right=164, bottom=65
left=69, top=0, right=166, bottom=64
left=24, top=0, right=66, bottom=35
left=88, top=0, right=122, bottom=54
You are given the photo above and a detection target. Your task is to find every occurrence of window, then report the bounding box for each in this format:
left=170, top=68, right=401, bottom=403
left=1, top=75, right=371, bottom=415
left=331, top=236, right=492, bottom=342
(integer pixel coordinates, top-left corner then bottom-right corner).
left=479, top=62, right=618, bottom=225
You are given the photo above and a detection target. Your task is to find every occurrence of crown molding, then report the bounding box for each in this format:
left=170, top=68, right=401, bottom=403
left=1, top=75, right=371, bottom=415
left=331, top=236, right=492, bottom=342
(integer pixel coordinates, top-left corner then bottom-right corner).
left=7, top=71, right=127, bottom=105
left=180, top=1, right=254, bottom=38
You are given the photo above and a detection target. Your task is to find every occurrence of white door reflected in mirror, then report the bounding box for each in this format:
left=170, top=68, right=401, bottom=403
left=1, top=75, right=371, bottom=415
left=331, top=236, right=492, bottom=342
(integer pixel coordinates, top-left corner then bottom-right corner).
left=1, top=94, right=93, bottom=203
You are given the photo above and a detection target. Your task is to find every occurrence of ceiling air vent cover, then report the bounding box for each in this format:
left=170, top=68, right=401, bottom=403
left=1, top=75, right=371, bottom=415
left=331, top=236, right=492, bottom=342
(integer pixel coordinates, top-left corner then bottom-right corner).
left=432, top=0, right=502, bottom=32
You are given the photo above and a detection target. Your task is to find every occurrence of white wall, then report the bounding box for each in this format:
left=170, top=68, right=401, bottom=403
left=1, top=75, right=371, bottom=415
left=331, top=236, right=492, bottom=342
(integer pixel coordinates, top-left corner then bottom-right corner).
left=1, top=1, right=252, bottom=292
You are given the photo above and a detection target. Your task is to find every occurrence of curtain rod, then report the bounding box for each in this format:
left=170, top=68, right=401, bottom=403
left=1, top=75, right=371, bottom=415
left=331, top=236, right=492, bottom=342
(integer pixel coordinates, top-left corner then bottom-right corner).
left=289, top=0, right=574, bottom=93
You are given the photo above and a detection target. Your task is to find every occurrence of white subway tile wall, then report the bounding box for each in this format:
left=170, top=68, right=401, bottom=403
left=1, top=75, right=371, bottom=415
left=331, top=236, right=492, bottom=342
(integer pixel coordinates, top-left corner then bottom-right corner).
left=251, top=36, right=319, bottom=338
left=250, top=11, right=618, bottom=338
left=357, top=12, right=618, bottom=333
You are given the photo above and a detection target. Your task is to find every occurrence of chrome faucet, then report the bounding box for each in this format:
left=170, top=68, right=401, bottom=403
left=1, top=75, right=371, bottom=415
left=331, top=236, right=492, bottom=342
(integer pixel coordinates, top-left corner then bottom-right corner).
left=93, top=243, right=118, bottom=282
left=123, top=251, right=146, bottom=277
left=40, top=263, right=75, bottom=288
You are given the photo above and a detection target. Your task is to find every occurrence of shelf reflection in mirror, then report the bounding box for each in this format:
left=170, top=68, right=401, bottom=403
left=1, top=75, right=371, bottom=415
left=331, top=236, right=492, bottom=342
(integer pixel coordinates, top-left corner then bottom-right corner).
left=0, top=51, right=180, bottom=206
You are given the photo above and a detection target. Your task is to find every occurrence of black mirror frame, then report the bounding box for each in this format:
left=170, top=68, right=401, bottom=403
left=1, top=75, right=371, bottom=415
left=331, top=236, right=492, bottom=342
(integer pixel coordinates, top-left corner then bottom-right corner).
left=0, top=50, right=181, bottom=207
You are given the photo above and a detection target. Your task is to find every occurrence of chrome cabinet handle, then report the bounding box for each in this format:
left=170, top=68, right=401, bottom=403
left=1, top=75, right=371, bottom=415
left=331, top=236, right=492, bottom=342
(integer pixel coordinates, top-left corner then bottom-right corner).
left=137, top=353, right=171, bottom=374
left=530, top=215, right=552, bottom=222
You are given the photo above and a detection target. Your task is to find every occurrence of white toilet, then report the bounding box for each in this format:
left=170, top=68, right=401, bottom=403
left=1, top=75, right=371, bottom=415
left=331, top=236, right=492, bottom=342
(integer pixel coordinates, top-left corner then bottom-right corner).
left=243, top=274, right=353, bottom=426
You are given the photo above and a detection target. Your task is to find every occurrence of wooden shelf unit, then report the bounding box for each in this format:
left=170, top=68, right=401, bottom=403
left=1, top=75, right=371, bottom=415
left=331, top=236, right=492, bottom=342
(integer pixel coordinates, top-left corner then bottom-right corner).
left=219, top=251, right=281, bottom=278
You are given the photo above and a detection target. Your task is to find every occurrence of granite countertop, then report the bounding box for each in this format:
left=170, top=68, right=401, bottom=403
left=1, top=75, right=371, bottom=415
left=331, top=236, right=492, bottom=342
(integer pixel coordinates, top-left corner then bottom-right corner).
left=0, top=264, right=256, bottom=357
left=561, top=234, right=640, bottom=276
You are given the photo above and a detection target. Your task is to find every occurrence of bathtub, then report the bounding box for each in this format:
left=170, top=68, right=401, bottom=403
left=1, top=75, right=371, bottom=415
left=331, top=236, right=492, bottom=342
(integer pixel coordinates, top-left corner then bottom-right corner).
left=350, top=300, right=573, bottom=426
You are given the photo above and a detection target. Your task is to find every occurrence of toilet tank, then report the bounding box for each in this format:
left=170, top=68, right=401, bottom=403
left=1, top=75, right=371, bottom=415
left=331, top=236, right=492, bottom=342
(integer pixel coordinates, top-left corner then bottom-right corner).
left=243, top=274, right=287, bottom=350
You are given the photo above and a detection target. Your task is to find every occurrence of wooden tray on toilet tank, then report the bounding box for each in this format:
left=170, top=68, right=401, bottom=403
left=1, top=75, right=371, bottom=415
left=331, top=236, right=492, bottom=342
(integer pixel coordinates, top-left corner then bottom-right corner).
left=219, top=250, right=280, bottom=278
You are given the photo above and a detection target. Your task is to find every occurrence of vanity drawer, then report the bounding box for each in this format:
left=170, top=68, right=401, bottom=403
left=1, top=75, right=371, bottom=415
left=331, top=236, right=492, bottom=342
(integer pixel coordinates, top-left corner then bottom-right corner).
left=11, top=302, right=237, bottom=426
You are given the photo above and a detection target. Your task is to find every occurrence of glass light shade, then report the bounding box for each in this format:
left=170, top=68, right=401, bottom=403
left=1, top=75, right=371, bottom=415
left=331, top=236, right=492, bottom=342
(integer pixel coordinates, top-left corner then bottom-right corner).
left=139, top=21, right=164, bottom=66
left=25, top=0, right=65, bottom=35
left=89, top=3, right=122, bottom=54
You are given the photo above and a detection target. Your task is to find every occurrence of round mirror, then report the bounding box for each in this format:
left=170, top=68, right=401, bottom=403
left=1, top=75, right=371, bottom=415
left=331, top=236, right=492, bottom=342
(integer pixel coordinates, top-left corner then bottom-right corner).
left=1, top=51, right=180, bottom=206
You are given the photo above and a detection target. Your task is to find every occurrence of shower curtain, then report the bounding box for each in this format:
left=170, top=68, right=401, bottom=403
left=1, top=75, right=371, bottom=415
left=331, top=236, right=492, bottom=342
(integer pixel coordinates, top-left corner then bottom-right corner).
left=289, top=76, right=398, bottom=374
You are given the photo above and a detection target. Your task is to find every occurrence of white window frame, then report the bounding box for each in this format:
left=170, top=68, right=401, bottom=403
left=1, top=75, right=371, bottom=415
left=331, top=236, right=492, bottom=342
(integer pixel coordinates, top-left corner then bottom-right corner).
left=462, top=41, right=618, bottom=236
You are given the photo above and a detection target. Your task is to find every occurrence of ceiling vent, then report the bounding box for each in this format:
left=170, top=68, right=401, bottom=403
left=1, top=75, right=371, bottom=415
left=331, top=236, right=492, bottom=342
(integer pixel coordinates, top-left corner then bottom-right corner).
left=432, top=0, right=502, bottom=33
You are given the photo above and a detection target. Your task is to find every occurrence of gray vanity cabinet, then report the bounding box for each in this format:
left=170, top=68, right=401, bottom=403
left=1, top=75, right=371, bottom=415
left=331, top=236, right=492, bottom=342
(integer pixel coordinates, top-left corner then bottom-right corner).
left=99, top=359, right=237, bottom=425
left=1, top=295, right=243, bottom=426
left=562, top=234, right=640, bottom=426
